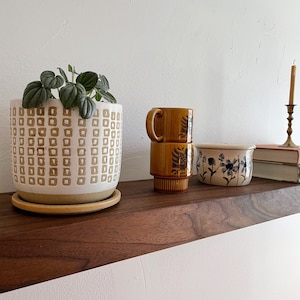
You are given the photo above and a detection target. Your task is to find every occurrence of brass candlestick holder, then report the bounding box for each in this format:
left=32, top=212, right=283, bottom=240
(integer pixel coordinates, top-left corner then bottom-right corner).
left=281, top=104, right=298, bottom=147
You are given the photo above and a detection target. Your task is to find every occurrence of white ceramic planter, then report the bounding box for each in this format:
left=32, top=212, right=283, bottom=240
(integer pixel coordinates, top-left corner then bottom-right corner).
left=195, top=144, right=256, bottom=186
left=10, top=99, right=122, bottom=204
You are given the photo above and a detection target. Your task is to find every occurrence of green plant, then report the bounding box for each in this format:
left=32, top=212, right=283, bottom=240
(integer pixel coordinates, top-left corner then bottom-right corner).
left=22, top=65, right=117, bottom=119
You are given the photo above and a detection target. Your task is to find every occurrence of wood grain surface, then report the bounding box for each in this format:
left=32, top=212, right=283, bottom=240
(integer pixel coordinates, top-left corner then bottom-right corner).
left=1, top=176, right=300, bottom=292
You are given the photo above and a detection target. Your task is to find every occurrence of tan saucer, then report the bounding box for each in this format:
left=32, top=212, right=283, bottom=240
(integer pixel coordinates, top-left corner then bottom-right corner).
left=11, top=189, right=121, bottom=215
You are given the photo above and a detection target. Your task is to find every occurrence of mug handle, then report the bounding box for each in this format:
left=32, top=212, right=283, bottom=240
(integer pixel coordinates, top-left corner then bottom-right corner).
left=146, top=108, right=163, bottom=142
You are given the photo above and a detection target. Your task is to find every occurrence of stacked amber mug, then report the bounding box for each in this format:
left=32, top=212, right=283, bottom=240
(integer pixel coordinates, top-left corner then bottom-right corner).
left=146, top=107, right=193, bottom=192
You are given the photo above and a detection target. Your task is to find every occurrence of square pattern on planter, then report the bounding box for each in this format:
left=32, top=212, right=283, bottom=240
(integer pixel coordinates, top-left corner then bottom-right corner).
left=11, top=106, right=122, bottom=187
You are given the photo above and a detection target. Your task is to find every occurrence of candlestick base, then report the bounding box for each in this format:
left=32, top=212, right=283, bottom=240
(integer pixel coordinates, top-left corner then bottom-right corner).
left=281, top=137, right=298, bottom=148
left=280, top=104, right=298, bottom=148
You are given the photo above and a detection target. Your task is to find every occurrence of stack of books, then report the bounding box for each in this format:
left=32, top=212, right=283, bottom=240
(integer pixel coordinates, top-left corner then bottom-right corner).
left=253, top=144, right=300, bottom=183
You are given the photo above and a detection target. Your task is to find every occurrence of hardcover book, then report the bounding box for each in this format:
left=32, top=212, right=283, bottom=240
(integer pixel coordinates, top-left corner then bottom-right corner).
left=253, top=144, right=300, bottom=164
left=253, top=160, right=300, bottom=183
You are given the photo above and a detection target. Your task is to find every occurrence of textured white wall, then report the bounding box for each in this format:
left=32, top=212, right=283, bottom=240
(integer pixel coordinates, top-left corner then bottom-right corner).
left=2, top=1, right=300, bottom=298
left=1, top=0, right=300, bottom=192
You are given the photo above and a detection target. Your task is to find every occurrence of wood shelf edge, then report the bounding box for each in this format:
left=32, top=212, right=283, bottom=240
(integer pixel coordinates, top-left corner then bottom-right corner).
left=1, top=176, right=300, bottom=292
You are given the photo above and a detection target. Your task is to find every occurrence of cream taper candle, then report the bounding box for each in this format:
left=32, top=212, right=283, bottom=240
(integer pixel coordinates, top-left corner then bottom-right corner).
left=289, top=65, right=296, bottom=105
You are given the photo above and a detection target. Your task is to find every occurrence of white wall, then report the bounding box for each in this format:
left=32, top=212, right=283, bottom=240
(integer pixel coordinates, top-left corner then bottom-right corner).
left=2, top=1, right=300, bottom=298
left=1, top=0, right=300, bottom=192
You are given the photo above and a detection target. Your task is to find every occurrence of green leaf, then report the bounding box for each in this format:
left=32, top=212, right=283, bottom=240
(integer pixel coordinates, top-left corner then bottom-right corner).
left=76, top=71, right=98, bottom=91
left=78, top=96, right=96, bottom=119
left=96, top=74, right=110, bottom=92
left=98, top=90, right=117, bottom=103
left=59, top=82, right=85, bottom=109
left=95, top=92, right=102, bottom=101
left=58, top=67, right=69, bottom=83
left=68, top=64, right=79, bottom=75
left=40, top=70, right=64, bottom=89
left=22, top=81, right=51, bottom=108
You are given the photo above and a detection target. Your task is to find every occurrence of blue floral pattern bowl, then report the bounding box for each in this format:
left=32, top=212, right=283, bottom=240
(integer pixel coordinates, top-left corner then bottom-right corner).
left=195, top=144, right=256, bottom=186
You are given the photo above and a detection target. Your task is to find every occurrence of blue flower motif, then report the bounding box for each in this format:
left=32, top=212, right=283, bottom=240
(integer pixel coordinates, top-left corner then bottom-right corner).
left=208, top=157, right=215, bottom=166
left=221, top=158, right=239, bottom=176
left=240, top=156, right=247, bottom=173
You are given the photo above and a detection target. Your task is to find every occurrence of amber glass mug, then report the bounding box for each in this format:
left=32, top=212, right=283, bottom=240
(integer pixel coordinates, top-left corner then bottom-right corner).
left=146, top=107, right=193, bottom=143
left=146, top=107, right=193, bottom=192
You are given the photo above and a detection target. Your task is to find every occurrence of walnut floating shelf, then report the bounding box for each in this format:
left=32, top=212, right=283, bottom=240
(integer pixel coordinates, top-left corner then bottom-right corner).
left=1, top=176, right=300, bottom=292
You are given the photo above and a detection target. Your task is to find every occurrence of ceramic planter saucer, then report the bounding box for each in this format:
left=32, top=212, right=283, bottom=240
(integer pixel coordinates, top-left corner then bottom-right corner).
left=11, top=189, right=121, bottom=215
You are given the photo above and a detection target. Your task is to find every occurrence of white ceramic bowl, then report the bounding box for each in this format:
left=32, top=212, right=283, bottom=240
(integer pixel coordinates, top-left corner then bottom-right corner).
left=195, top=144, right=256, bottom=186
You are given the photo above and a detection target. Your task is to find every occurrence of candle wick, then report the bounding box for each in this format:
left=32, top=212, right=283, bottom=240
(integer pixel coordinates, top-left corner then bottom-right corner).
left=293, top=59, right=296, bottom=64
